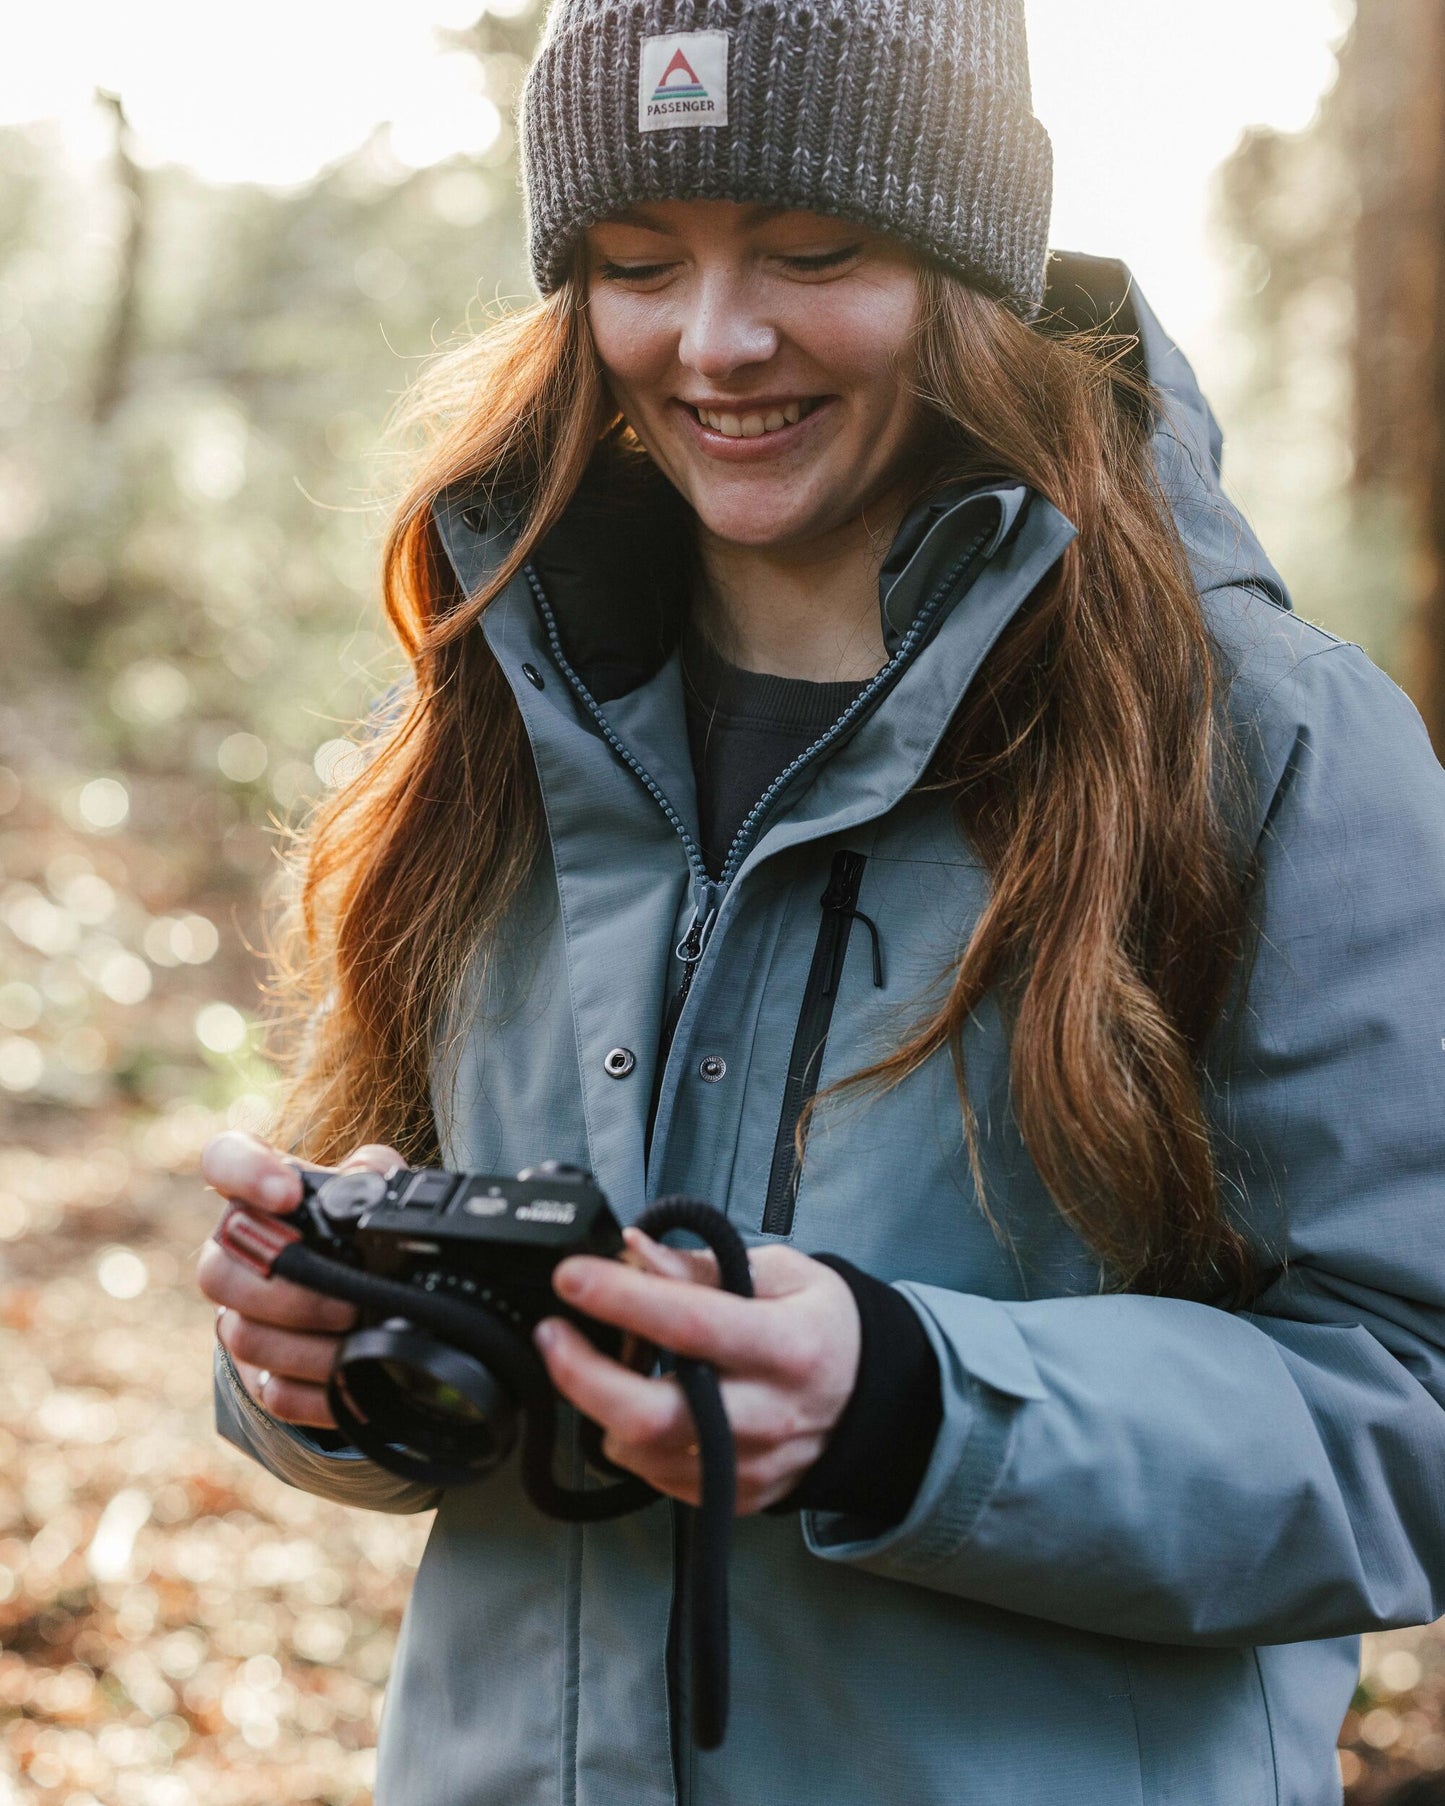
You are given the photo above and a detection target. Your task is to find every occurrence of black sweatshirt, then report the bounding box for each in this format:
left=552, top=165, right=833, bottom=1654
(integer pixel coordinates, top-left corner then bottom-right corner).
left=679, top=621, right=944, bottom=1526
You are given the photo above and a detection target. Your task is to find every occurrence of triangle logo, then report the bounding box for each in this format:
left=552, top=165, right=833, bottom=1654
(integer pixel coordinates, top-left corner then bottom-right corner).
left=654, top=46, right=706, bottom=98
left=639, top=31, right=729, bottom=131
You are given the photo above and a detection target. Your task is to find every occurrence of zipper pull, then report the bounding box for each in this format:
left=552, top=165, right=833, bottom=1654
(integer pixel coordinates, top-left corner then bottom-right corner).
left=675, top=885, right=719, bottom=971
left=852, top=909, right=884, bottom=990
left=820, top=854, right=884, bottom=993
left=822, top=906, right=884, bottom=993
left=670, top=883, right=719, bottom=1017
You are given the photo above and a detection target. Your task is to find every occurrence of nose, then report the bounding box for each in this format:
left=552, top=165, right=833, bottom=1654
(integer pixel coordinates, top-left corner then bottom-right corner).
left=677, top=267, right=779, bottom=380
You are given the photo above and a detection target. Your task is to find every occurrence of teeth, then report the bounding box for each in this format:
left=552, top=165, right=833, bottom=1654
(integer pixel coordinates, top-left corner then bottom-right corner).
left=696, top=400, right=815, bottom=438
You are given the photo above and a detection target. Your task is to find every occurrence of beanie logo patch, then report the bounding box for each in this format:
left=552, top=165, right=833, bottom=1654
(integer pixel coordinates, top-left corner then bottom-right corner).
left=639, top=31, right=728, bottom=132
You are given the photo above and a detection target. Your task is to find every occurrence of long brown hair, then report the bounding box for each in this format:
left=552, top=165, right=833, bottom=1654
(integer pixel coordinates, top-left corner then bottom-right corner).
left=267, top=261, right=1256, bottom=1302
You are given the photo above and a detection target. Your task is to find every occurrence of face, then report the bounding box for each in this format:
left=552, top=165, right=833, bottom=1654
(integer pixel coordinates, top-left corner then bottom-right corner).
left=582, top=200, right=929, bottom=555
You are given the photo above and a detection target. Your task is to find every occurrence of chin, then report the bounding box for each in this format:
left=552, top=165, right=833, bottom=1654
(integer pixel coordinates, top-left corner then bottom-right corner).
left=687, top=486, right=835, bottom=551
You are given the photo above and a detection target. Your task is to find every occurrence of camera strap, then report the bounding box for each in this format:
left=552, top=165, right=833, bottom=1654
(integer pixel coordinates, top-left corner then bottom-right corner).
left=631, top=1197, right=755, bottom=1753
left=219, top=1195, right=753, bottom=1750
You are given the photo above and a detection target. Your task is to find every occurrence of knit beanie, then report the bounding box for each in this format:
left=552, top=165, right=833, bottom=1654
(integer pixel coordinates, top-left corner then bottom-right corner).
left=519, top=0, right=1053, bottom=312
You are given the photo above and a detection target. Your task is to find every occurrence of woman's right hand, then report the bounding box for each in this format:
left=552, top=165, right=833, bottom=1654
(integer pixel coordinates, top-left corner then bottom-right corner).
left=197, top=1130, right=404, bottom=1430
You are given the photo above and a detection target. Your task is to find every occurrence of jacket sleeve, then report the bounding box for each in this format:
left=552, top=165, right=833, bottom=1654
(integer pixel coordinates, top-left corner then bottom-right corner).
left=214, top=1344, right=440, bottom=1516
left=803, top=639, right=1445, bottom=1645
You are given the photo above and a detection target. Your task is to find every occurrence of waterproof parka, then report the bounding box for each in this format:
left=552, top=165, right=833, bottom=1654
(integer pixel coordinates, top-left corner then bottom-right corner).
left=217, top=259, right=1445, bottom=1806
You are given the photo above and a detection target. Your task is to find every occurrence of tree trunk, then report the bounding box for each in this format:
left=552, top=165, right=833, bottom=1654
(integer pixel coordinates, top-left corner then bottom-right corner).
left=1418, top=0, right=1445, bottom=753
left=91, top=91, right=147, bottom=428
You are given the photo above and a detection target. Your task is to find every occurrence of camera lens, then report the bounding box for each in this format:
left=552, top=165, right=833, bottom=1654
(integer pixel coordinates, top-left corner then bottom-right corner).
left=376, top=1360, right=488, bottom=1426
left=330, top=1320, right=518, bottom=1481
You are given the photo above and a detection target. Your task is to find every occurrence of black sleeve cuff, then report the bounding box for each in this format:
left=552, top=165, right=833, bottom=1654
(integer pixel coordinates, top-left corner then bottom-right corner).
left=767, top=1255, right=943, bottom=1527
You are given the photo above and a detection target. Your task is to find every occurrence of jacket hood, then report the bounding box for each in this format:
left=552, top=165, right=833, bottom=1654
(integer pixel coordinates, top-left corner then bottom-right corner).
left=1045, top=252, right=1291, bottom=614
left=434, top=251, right=1291, bottom=705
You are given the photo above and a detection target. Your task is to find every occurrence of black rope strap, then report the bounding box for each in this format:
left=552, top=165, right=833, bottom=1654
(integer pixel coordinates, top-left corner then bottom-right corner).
left=633, top=1198, right=754, bottom=1751
left=274, top=1198, right=754, bottom=1751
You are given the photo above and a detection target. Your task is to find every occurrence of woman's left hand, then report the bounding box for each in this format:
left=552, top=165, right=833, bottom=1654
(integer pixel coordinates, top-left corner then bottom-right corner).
left=535, top=1231, right=861, bottom=1514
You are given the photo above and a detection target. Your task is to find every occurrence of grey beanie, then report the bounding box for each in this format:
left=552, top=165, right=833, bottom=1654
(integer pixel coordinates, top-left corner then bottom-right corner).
left=519, top=0, right=1053, bottom=311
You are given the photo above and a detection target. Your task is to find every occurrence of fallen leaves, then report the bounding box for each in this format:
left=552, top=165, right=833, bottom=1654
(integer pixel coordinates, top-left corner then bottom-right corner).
left=0, top=1108, right=429, bottom=1805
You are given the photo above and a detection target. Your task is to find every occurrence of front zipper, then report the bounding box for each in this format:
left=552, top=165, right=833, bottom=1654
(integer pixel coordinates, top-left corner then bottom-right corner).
left=523, top=509, right=993, bottom=1079
left=761, top=850, right=882, bottom=1236
left=519, top=498, right=1004, bottom=1806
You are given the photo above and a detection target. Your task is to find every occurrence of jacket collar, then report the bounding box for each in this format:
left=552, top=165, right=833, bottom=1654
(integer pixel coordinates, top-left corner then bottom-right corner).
left=435, top=450, right=1027, bottom=705
left=433, top=253, right=1293, bottom=706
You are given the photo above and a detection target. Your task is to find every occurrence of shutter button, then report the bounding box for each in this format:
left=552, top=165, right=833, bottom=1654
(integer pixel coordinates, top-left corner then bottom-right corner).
left=604, top=1047, right=636, bottom=1079
left=698, top=1055, right=727, bottom=1083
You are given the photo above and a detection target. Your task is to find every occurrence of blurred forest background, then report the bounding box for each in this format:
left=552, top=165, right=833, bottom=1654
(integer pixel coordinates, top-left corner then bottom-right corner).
left=2, top=1, right=1444, bottom=1802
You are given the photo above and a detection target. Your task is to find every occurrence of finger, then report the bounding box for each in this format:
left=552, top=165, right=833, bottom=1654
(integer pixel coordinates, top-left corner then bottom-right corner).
left=338, top=1143, right=407, bottom=1175
left=733, top=1243, right=822, bottom=1300
left=231, top=1357, right=338, bottom=1430
left=197, top=1240, right=358, bottom=1333
left=535, top=1318, right=695, bottom=1449
left=622, top=1229, right=721, bottom=1287
left=552, top=1257, right=786, bottom=1370
left=216, top=1308, right=342, bottom=1385
left=596, top=1392, right=822, bottom=1512
left=603, top=1438, right=703, bottom=1507
left=201, top=1130, right=303, bottom=1214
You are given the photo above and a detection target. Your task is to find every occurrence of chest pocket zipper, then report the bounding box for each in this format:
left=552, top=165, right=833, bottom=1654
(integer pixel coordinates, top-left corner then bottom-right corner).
left=761, top=850, right=883, bottom=1237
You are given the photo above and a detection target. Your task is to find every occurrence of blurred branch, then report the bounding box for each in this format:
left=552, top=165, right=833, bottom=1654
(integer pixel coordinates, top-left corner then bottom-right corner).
left=91, top=90, right=148, bottom=427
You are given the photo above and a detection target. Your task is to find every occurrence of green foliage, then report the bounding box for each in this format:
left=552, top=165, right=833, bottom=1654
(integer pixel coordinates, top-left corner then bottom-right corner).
left=0, top=55, right=536, bottom=1120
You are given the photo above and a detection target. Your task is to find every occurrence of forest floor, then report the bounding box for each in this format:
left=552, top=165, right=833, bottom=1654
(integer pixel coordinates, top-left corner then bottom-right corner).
left=0, top=1102, right=428, bottom=1805
left=0, top=1100, right=1442, bottom=1805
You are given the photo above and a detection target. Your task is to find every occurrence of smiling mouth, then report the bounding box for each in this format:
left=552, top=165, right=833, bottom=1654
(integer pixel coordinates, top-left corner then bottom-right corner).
left=687, top=398, right=824, bottom=439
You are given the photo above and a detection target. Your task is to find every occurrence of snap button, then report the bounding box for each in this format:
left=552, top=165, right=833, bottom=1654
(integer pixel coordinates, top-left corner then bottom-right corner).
left=604, top=1047, right=636, bottom=1079
left=522, top=663, right=545, bottom=691
left=698, top=1055, right=727, bottom=1084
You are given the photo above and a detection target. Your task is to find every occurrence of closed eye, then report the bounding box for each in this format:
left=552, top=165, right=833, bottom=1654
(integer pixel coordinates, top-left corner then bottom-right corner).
left=595, top=259, right=675, bottom=283
left=779, top=244, right=865, bottom=273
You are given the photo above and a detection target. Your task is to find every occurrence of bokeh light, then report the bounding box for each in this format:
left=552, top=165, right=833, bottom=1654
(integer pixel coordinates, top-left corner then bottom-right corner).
left=217, top=734, right=268, bottom=785
left=71, top=778, right=130, bottom=834
left=194, top=1003, right=247, bottom=1054
left=0, top=1036, right=43, bottom=1092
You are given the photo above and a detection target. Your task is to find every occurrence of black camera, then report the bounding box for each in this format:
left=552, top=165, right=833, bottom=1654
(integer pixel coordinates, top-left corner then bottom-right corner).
left=221, top=1159, right=626, bottom=1486
left=218, top=1161, right=752, bottom=1747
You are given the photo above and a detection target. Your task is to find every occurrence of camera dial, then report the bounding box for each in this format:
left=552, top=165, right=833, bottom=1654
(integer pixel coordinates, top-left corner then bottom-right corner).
left=315, top=1170, right=389, bottom=1224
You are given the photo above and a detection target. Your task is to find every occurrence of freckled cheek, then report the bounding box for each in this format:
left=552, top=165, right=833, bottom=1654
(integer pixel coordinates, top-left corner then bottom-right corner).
left=790, top=295, right=916, bottom=412
left=588, top=298, right=677, bottom=421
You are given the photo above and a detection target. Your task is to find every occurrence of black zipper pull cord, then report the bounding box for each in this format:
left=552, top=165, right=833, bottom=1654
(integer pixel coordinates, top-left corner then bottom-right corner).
left=834, top=910, right=881, bottom=996
left=819, top=863, right=884, bottom=994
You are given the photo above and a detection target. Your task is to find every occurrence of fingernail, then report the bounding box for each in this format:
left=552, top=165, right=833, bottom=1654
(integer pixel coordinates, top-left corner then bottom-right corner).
left=534, top=1320, right=559, bottom=1353
left=260, top=1173, right=296, bottom=1208
left=553, top=1261, right=583, bottom=1300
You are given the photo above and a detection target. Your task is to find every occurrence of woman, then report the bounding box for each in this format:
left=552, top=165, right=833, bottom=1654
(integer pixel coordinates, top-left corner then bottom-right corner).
left=198, top=1, right=1445, bottom=1801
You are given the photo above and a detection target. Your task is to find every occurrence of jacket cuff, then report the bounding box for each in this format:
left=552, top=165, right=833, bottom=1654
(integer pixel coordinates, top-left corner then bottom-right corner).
left=802, top=1283, right=1044, bottom=1577
left=770, top=1256, right=942, bottom=1524
left=214, top=1345, right=441, bottom=1515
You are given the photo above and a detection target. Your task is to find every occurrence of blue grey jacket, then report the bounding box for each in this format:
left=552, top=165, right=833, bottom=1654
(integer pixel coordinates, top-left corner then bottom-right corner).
left=217, top=260, right=1445, bottom=1806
